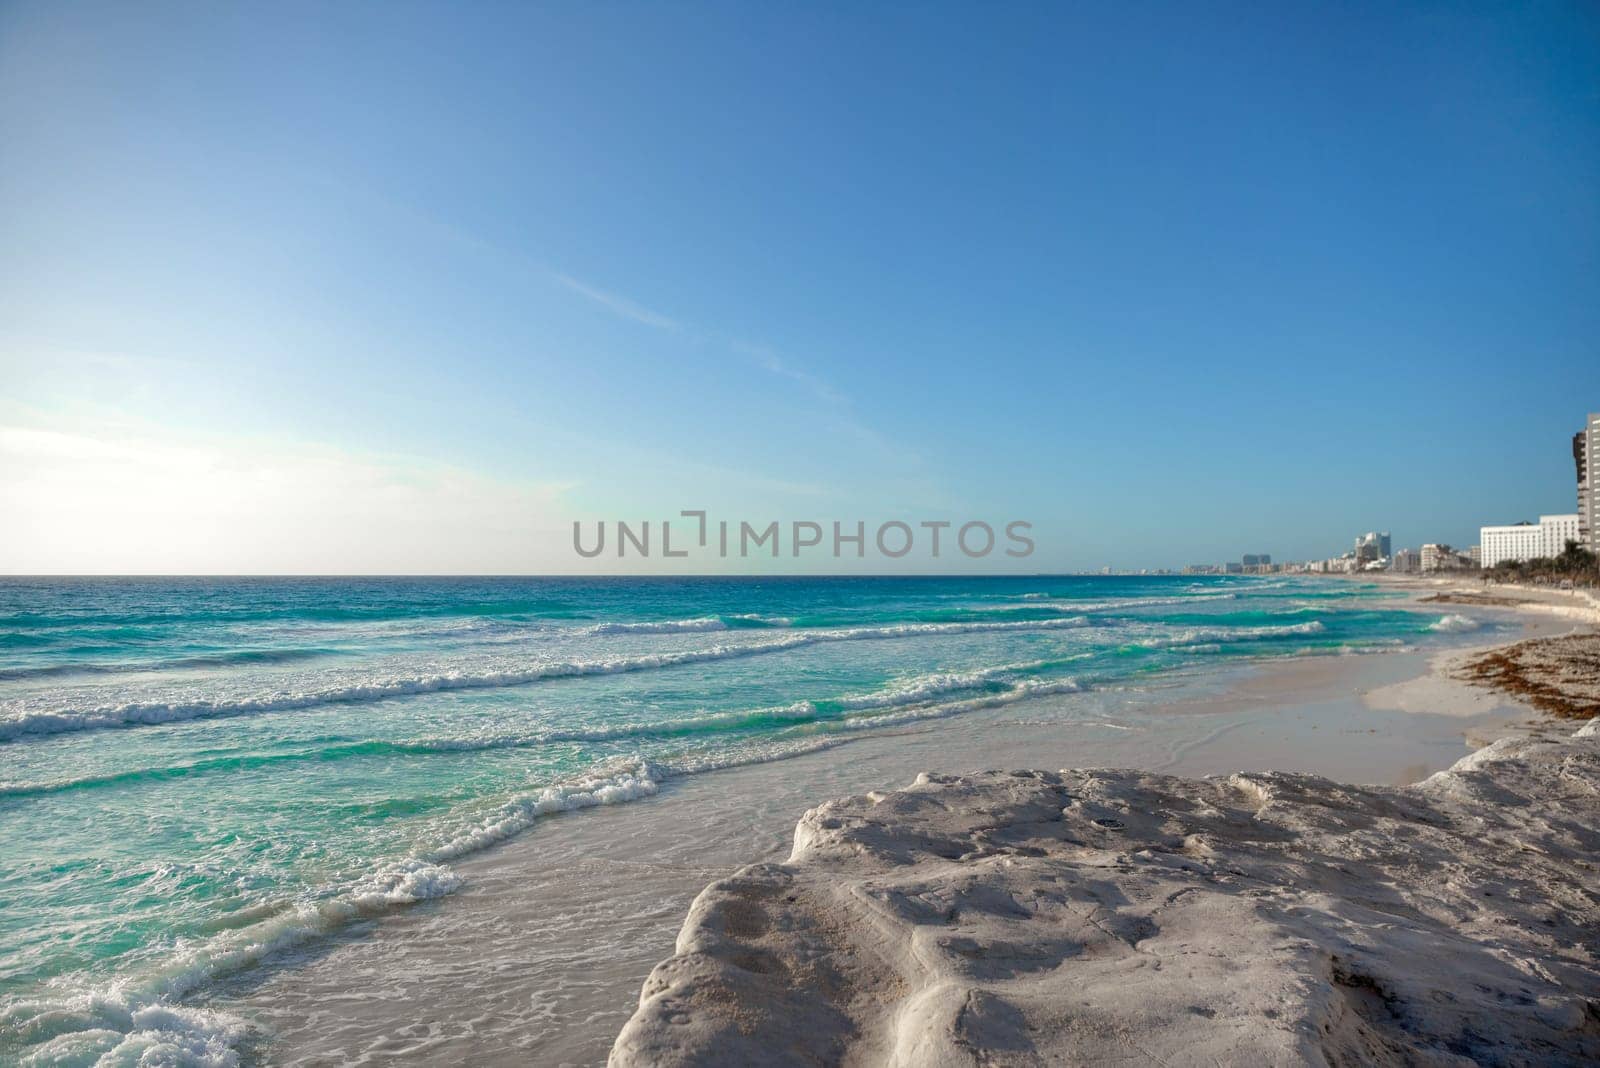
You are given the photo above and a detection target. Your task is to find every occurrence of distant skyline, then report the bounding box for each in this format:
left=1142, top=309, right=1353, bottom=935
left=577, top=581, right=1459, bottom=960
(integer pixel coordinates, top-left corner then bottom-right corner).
left=3, top=3, right=1598, bottom=573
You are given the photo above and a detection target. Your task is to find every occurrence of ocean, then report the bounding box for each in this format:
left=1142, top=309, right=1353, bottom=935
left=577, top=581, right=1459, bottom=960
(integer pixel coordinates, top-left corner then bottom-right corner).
left=0, top=575, right=1490, bottom=1064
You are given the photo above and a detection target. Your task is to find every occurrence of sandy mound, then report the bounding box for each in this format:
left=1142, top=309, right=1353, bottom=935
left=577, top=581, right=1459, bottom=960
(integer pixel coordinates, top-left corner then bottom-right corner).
left=611, top=720, right=1600, bottom=1066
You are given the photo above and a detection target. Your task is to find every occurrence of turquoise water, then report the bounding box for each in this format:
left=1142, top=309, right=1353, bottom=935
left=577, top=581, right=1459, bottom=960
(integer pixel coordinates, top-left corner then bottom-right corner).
left=0, top=575, right=1483, bottom=1064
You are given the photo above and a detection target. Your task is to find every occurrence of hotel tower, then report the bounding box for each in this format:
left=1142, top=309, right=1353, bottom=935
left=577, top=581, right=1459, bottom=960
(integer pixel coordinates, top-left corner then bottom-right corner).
left=1577, top=411, right=1600, bottom=551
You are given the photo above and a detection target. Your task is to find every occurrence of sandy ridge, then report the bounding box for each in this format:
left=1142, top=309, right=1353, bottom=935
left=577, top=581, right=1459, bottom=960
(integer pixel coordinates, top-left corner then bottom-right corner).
left=611, top=717, right=1600, bottom=1066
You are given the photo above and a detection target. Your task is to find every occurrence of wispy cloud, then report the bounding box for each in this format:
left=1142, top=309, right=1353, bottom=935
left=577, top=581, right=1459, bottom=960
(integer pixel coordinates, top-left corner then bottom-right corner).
left=207, top=175, right=916, bottom=485
left=548, top=273, right=925, bottom=476
left=728, top=340, right=848, bottom=407
left=726, top=338, right=924, bottom=469
left=271, top=179, right=934, bottom=496
left=553, top=273, right=685, bottom=334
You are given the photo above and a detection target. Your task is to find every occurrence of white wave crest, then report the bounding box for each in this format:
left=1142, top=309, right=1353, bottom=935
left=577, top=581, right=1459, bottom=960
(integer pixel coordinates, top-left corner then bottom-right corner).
left=830, top=665, right=1020, bottom=710
left=425, top=760, right=664, bottom=862
left=585, top=617, right=727, bottom=635
left=994, top=592, right=1236, bottom=610
left=349, top=859, right=463, bottom=907
left=1429, top=613, right=1481, bottom=633
left=1129, top=619, right=1325, bottom=649
left=823, top=616, right=1090, bottom=641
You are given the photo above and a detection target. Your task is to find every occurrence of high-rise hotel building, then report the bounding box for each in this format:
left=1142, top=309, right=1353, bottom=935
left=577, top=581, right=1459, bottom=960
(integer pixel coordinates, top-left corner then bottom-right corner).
left=1480, top=514, right=1581, bottom=567
left=1577, top=411, right=1600, bottom=550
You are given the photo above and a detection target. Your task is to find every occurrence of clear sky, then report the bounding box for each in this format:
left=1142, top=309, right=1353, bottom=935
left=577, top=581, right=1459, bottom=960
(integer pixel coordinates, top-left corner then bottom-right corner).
left=2, top=2, right=1597, bottom=573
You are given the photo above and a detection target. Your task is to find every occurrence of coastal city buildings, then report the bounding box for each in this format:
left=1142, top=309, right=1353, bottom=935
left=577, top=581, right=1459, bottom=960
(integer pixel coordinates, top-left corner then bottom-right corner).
left=1577, top=411, right=1599, bottom=550
left=1420, top=544, right=1463, bottom=572
left=1177, top=409, right=1594, bottom=575
left=1182, top=554, right=1279, bottom=575
left=1420, top=544, right=1478, bottom=572
left=1353, top=532, right=1391, bottom=565
left=1479, top=514, right=1581, bottom=568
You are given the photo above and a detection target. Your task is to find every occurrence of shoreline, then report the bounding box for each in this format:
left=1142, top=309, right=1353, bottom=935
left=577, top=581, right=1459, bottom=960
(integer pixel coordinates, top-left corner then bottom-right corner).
left=202, top=580, right=1598, bottom=1065
left=1361, top=569, right=1600, bottom=625
left=1361, top=571, right=1600, bottom=746
left=610, top=587, right=1600, bottom=1065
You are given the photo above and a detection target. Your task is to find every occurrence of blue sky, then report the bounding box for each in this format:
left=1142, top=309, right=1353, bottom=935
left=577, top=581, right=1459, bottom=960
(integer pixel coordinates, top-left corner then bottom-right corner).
left=2, top=2, right=1597, bottom=573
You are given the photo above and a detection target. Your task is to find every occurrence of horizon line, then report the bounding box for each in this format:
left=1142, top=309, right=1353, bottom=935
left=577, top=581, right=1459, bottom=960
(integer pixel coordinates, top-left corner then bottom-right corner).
left=0, top=571, right=1289, bottom=581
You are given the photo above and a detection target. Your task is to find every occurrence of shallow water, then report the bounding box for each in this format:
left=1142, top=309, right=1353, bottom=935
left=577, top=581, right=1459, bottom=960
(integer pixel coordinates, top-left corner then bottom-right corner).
left=0, top=575, right=1484, bottom=1064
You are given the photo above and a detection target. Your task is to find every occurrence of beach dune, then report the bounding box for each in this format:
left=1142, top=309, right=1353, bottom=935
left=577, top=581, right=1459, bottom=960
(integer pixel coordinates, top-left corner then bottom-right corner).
left=611, top=716, right=1600, bottom=1066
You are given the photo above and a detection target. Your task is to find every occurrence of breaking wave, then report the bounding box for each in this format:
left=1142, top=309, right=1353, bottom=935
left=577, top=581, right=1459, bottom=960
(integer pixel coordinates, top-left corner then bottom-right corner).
left=584, top=617, right=728, bottom=635
left=1, top=662, right=1086, bottom=798
left=0, top=852, right=466, bottom=1067
left=0, top=617, right=1098, bottom=743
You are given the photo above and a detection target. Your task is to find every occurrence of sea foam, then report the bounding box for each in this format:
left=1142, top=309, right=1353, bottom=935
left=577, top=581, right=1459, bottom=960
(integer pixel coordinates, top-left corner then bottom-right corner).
left=4, top=995, right=251, bottom=1068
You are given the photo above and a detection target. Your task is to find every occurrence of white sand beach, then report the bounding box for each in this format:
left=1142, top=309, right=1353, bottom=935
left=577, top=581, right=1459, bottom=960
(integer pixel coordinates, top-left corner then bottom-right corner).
left=613, top=716, right=1600, bottom=1065
left=610, top=585, right=1600, bottom=1066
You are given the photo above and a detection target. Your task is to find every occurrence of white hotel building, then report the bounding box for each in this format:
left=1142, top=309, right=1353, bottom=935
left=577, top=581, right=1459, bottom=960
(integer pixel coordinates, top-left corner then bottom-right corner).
left=1479, top=514, right=1581, bottom=568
